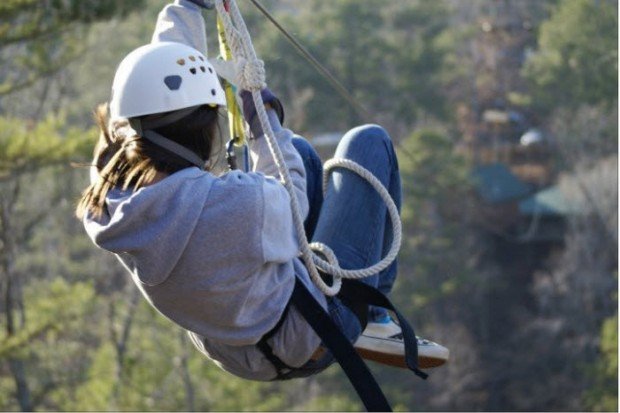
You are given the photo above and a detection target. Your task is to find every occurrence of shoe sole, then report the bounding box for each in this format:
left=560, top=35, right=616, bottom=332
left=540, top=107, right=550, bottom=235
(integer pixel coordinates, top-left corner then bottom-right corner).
left=354, top=336, right=449, bottom=369
left=356, top=347, right=447, bottom=369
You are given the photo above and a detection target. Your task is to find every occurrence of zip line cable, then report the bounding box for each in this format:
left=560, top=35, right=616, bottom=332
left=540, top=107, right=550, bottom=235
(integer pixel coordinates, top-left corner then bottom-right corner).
left=247, top=0, right=372, bottom=122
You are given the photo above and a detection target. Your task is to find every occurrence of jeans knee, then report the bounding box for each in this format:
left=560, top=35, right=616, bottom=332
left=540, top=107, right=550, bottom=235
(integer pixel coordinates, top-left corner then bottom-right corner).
left=336, top=124, right=395, bottom=165
left=355, top=124, right=390, bottom=141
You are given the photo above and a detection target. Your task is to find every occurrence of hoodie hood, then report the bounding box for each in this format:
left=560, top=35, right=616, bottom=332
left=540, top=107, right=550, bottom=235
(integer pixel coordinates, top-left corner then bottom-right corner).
left=84, top=167, right=213, bottom=286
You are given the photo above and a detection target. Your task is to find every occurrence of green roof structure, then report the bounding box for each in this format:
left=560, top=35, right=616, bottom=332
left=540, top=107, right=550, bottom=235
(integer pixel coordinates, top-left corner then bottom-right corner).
left=472, top=163, right=533, bottom=203
left=518, top=185, right=582, bottom=217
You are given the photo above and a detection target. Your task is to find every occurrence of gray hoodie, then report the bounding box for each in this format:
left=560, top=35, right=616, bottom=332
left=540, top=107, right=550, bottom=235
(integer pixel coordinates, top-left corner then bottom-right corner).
left=84, top=1, right=326, bottom=380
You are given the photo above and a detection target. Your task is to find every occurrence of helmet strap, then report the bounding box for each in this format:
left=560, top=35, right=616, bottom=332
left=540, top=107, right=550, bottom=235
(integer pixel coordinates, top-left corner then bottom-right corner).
left=141, top=130, right=206, bottom=169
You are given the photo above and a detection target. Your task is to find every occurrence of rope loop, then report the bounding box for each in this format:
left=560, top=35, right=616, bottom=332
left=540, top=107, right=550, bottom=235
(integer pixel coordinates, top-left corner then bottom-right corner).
left=314, top=159, right=402, bottom=280
left=308, top=243, right=342, bottom=296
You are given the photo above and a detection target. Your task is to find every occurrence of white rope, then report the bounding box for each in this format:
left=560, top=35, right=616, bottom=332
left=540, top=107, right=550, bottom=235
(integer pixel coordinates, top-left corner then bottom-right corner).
left=313, top=158, right=402, bottom=279
left=214, top=0, right=402, bottom=296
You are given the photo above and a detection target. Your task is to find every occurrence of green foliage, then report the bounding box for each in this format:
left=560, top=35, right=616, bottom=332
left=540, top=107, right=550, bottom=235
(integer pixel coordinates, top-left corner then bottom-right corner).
left=0, top=0, right=145, bottom=43
left=523, top=0, right=618, bottom=110
left=384, top=1, right=451, bottom=122
left=583, top=312, right=619, bottom=411
left=252, top=0, right=450, bottom=133
left=547, top=103, right=618, bottom=174
left=64, top=297, right=301, bottom=412
left=0, top=114, right=94, bottom=177
left=0, top=278, right=98, bottom=410
left=0, top=0, right=145, bottom=97
left=395, top=127, right=473, bottom=321
left=71, top=343, right=117, bottom=410
left=399, top=128, right=470, bottom=205
left=61, top=1, right=165, bottom=127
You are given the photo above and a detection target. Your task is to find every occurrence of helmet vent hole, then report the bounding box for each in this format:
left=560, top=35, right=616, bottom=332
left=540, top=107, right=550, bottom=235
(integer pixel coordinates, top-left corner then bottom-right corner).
left=208, top=67, right=213, bottom=74
left=164, top=75, right=182, bottom=90
left=211, top=89, right=216, bottom=96
left=190, top=68, right=197, bottom=75
left=199, top=56, right=204, bottom=61
left=200, top=66, right=206, bottom=72
left=189, top=56, right=196, bottom=62
left=177, top=59, right=185, bottom=66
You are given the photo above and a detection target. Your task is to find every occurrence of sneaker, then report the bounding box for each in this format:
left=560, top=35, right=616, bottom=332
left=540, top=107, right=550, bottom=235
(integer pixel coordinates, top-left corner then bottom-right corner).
left=353, top=318, right=449, bottom=369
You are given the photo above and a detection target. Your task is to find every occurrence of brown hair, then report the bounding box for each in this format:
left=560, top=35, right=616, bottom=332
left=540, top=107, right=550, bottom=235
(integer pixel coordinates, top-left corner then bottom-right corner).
left=76, top=103, right=220, bottom=220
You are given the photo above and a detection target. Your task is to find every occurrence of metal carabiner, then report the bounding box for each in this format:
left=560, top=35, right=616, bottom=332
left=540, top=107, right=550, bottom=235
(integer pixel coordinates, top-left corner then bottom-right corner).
left=226, top=139, right=238, bottom=170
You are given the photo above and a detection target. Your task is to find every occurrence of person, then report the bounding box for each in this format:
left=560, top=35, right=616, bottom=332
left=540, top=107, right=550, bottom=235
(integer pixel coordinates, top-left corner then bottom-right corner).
left=77, top=0, right=448, bottom=381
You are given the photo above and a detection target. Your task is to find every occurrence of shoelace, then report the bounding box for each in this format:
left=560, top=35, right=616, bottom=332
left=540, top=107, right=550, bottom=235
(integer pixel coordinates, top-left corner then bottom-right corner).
left=389, top=333, right=432, bottom=346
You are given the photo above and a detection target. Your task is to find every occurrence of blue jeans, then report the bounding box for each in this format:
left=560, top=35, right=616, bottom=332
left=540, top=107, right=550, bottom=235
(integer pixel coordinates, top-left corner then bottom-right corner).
left=292, top=124, right=402, bottom=347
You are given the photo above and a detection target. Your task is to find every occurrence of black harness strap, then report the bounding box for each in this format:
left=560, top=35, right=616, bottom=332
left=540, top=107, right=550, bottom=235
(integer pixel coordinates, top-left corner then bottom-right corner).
left=291, top=278, right=392, bottom=412
left=256, top=304, right=294, bottom=378
left=255, top=277, right=429, bottom=410
left=338, top=279, right=428, bottom=380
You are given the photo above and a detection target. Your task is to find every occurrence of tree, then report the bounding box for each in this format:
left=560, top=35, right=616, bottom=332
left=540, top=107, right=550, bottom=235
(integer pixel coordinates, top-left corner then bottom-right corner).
left=248, top=0, right=387, bottom=131
left=383, top=1, right=451, bottom=124
left=0, top=115, right=93, bottom=410
left=584, top=311, right=618, bottom=411
left=246, top=0, right=451, bottom=137
left=526, top=157, right=617, bottom=410
left=0, top=1, right=146, bottom=409
left=522, top=0, right=618, bottom=111
left=390, top=128, right=483, bottom=410
left=0, top=0, right=145, bottom=99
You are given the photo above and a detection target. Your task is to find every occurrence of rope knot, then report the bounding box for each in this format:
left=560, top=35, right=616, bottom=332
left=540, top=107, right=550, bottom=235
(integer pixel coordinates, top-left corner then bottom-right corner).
left=235, top=57, right=266, bottom=91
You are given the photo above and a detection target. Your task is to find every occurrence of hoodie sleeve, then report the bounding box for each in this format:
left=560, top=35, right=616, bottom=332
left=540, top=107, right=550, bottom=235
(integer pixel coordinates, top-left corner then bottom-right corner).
left=249, top=121, right=309, bottom=224
left=151, top=0, right=208, bottom=55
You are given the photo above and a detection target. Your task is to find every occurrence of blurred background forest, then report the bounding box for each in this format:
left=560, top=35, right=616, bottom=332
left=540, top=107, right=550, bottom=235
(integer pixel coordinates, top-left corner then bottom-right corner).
left=0, top=0, right=617, bottom=411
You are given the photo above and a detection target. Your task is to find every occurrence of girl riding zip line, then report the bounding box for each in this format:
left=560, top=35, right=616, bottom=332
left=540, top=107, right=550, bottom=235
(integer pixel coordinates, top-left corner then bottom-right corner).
left=77, top=0, right=448, bottom=381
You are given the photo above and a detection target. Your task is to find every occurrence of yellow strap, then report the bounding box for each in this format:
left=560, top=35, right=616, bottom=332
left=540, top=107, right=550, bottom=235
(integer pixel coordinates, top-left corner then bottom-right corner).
left=217, top=15, right=245, bottom=146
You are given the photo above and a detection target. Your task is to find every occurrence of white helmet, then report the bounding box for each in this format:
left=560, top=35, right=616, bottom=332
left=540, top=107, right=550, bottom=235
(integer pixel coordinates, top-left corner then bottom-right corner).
left=109, top=42, right=226, bottom=119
